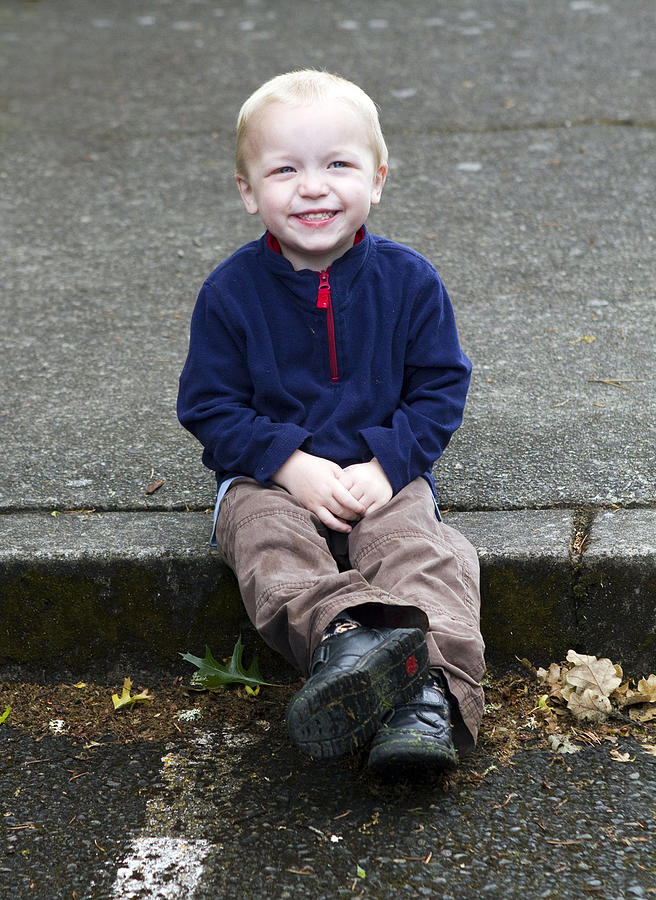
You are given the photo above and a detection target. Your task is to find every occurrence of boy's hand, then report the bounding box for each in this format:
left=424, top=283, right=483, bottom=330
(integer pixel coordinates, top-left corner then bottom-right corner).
left=272, top=450, right=366, bottom=533
left=340, top=458, right=393, bottom=515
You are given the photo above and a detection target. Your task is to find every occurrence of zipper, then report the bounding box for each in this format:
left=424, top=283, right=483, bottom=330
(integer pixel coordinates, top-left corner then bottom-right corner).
left=316, top=270, right=339, bottom=382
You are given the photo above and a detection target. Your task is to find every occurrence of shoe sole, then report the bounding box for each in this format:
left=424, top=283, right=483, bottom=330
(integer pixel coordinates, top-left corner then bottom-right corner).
left=286, top=628, right=428, bottom=759
left=368, top=730, right=458, bottom=775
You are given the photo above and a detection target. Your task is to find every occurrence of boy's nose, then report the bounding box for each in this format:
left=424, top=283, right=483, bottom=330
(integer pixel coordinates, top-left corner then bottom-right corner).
left=298, top=170, right=329, bottom=196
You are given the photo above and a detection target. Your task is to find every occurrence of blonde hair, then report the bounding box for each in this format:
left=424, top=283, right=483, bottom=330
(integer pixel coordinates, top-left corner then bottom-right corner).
left=235, top=69, right=388, bottom=175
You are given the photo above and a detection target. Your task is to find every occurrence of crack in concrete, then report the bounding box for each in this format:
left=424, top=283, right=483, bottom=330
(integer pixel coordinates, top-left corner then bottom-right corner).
left=569, top=509, right=596, bottom=565
left=568, top=508, right=597, bottom=636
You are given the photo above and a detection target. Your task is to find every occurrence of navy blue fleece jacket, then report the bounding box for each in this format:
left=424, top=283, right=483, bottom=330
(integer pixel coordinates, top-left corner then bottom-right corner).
left=177, top=228, right=471, bottom=497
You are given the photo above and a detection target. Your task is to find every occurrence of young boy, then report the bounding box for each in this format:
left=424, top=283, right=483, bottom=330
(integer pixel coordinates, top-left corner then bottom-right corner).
left=178, top=70, right=485, bottom=774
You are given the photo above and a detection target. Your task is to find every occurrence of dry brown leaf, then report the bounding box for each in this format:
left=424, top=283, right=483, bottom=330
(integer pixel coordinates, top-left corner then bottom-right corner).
left=548, top=733, right=581, bottom=754
left=549, top=683, right=566, bottom=701
left=611, top=680, right=630, bottom=705
left=536, top=663, right=562, bottom=686
left=628, top=705, right=656, bottom=724
left=609, top=749, right=633, bottom=762
left=566, top=687, right=612, bottom=723
left=622, top=674, right=656, bottom=708
left=564, top=651, right=622, bottom=698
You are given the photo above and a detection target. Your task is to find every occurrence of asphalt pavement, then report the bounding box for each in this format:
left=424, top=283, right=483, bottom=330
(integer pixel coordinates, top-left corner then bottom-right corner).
left=1, top=1, right=655, bottom=897
left=2, top=720, right=656, bottom=899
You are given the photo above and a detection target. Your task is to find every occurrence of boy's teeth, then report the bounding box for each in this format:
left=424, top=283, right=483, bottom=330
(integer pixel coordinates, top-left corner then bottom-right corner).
left=300, top=212, right=333, bottom=220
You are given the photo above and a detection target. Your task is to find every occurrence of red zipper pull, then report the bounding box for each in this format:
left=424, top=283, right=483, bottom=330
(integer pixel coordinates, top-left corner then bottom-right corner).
left=316, top=270, right=339, bottom=382
left=317, top=270, right=331, bottom=308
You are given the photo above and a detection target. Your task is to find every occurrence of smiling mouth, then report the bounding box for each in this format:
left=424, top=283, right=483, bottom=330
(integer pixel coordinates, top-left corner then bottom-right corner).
left=295, top=211, right=337, bottom=222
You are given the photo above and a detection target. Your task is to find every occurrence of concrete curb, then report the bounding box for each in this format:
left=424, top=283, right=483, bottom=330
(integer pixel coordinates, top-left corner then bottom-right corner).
left=2, top=509, right=654, bottom=676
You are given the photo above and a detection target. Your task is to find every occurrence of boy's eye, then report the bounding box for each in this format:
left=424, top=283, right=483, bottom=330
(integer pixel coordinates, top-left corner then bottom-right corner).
left=277, top=166, right=295, bottom=174
left=329, top=160, right=348, bottom=169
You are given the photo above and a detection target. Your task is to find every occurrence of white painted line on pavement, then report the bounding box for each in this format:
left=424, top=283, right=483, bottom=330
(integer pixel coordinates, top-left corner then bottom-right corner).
left=112, top=836, right=211, bottom=899
left=110, top=725, right=269, bottom=897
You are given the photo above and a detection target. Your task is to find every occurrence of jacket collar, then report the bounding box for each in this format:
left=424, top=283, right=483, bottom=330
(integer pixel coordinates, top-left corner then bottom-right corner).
left=266, top=225, right=365, bottom=258
left=261, top=226, right=370, bottom=288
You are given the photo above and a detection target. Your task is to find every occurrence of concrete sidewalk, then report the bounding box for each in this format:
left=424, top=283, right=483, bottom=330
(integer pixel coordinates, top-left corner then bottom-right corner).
left=1, top=0, right=654, bottom=675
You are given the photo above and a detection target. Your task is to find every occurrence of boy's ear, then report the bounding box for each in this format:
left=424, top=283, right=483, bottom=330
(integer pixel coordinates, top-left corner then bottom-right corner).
left=235, top=173, right=259, bottom=215
left=370, top=164, right=387, bottom=205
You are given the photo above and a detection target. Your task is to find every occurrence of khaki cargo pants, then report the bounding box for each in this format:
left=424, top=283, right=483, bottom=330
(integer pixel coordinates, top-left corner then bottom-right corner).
left=215, top=476, right=485, bottom=751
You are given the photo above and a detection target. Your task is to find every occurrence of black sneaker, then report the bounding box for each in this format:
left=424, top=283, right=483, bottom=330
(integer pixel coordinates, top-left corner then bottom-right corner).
left=367, top=674, right=458, bottom=775
left=286, top=625, right=429, bottom=759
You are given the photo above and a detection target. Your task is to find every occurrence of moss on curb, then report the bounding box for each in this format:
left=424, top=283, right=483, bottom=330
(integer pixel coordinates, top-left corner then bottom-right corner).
left=1, top=561, right=245, bottom=666
left=480, top=563, right=577, bottom=665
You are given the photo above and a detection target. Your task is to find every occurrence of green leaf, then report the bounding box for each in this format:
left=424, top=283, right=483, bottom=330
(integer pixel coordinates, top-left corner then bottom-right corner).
left=111, top=677, right=154, bottom=711
left=181, top=637, right=274, bottom=692
left=356, top=865, right=366, bottom=879
left=0, top=705, right=10, bottom=726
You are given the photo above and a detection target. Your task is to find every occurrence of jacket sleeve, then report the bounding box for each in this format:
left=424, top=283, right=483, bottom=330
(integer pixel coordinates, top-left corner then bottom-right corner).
left=177, top=280, right=310, bottom=482
left=359, top=274, right=471, bottom=495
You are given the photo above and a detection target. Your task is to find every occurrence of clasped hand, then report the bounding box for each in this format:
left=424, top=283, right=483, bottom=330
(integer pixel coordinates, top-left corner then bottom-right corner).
left=272, top=451, right=393, bottom=533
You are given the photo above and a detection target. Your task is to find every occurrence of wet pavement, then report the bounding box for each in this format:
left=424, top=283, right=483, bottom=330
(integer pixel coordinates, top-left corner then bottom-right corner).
left=2, top=714, right=655, bottom=899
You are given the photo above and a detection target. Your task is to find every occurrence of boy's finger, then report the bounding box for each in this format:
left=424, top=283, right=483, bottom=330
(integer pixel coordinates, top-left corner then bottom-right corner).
left=317, top=508, right=352, bottom=533
left=338, top=475, right=365, bottom=503
left=332, top=481, right=366, bottom=515
left=336, top=470, right=354, bottom=490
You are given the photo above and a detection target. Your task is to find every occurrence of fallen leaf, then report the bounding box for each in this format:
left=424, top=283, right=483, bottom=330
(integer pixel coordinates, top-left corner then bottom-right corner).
left=0, top=705, right=10, bottom=726
left=620, top=674, right=656, bottom=707
left=111, top=677, right=154, bottom=711
left=359, top=811, right=380, bottom=833
left=145, top=478, right=166, bottom=495
left=564, top=651, right=622, bottom=698
left=561, top=681, right=575, bottom=702
left=629, top=706, right=656, bottom=724
left=609, top=749, right=633, bottom=762
left=612, top=680, right=630, bottom=704
left=567, top=688, right=612, bottom=723
left=537, top=663, right=562, bottom=686
left=181, top=637, right=273, bottom=691
left=516, top=657, right=536, bottom=674
left=641, top=743, right=656, bottom=756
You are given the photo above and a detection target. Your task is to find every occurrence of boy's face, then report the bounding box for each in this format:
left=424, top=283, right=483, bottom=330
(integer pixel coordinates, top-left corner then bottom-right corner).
left=236, top=100, right=387, bottom=272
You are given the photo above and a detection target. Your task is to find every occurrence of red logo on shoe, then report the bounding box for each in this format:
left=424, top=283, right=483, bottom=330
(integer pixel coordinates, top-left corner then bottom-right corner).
left=405, top=655, right=418, bottom=676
